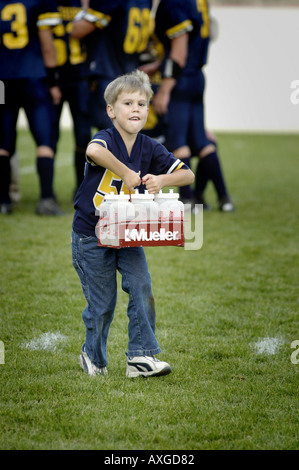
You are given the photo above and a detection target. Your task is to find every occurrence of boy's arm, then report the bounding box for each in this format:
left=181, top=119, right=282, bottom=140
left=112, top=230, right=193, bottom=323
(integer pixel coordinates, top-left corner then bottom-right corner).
left=142, top=168, right=194, bottom=194
left=87, top=142, right=141, bottom=191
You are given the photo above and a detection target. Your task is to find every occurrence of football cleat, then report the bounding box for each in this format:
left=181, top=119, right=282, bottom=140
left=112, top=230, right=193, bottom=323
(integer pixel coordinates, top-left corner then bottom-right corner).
left=36, top=197, right=65, bottom=216
left=0, top=203, right=13, bottom=214
left=219, top=196, right=234, bottom=212
left=126, top=355, right=172, bottom=378
left=194, top=195, right=212, bottom=211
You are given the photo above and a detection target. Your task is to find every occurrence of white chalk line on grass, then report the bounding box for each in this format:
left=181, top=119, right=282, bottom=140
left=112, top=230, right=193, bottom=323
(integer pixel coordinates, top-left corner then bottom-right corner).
left=20, top=153, right=72, bottom=175
left=21, top=331, right=67, bottom=352
left=252, top=336, right=284, bottom=356
left=20, top=332, right=284, bottom=356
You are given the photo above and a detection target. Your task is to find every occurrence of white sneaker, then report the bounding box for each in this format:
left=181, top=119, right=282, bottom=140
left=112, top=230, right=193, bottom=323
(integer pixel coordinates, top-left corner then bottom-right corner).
left=79, top=346, right=108, bottom=376
left=126, top=355, right=172, bottom=378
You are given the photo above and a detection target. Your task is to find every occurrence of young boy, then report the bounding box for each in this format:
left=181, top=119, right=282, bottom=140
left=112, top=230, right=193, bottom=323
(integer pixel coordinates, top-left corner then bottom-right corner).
left=72, top=70, right=194, bottom=378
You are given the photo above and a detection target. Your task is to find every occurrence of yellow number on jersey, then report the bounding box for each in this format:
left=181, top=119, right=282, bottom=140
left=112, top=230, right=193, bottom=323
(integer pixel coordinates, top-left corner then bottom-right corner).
left=196, top=0, right=209, bottom=39
left=1, top=2, right=29, bottom=49
left=123, top=7, right=151, bottom=54
left=93, top=170, right=130, bottom=209
left=67, top=22, right=86, bottom=65
left=52, top=20, right=86, bottom=67
left=52, top=22, right=66, bottom=66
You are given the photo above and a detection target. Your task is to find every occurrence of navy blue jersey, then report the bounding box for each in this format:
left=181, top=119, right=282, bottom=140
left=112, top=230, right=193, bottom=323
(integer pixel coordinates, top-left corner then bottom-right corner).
left=0, top=0, right=61, bottom=79
left=73, top=126, right=188, bottom=235
left=81, top=0, right=152, bottom=79
left=155, top=0, right=210, bottom=74
left=55, top=0, right=87, bottom=81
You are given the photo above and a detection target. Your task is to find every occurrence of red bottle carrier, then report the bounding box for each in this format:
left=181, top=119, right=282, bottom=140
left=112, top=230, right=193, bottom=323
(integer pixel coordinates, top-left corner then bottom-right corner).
left=96, top=190, right=185, bottom=248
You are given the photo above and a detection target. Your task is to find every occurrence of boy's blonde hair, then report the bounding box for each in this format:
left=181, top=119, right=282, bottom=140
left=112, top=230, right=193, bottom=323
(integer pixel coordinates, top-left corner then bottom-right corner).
left=104, top=69, right=153, bottom=106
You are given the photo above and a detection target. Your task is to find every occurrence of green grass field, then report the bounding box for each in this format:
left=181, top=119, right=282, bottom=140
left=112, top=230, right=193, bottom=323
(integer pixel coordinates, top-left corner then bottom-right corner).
left=0, top=129, right=298, bottom=450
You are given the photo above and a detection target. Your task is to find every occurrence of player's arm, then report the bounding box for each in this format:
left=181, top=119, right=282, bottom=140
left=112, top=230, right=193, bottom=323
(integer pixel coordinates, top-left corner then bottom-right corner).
left=81, top=0, right=90, bottom=9
left=71, top=17, right=96, bottom=39
left=38, top=29, right=61, bottom=105
left=38, top=29, right=57, bottom=67
left=71, top=6, right=111, bottom=39
left=153, top=32, right=188, bottom=115
left=87, top=142, right=141, bottom=191
left=142, top=168, right=194, bottom=194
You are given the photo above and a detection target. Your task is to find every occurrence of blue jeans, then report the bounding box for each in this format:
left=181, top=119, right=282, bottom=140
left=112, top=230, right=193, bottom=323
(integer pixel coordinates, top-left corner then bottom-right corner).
left=71, top=231, right=161, bottom=368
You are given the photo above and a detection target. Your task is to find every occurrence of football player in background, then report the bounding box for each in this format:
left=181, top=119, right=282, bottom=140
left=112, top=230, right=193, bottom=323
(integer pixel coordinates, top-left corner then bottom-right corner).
left=0, top=0, right=64, bottom=215
left=152, top=0, right=234, bottom=212
left=51, top=0, right=92, bottom=196
left=71, top=0, right=153, bottom=132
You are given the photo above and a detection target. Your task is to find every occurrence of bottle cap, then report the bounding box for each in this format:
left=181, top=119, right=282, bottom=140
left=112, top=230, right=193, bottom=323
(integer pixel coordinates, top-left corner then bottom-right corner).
left=103, top=191, right=130, bottom=201
left=131, top=189, right=154, bottom=201
left=115, top=191, right=130, bottom=200
left=154, top=189, right=179, bottom=200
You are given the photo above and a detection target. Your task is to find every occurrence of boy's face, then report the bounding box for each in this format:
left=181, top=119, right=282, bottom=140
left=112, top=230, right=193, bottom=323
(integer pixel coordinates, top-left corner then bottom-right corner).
left=107, top=91, right=149, bottom=136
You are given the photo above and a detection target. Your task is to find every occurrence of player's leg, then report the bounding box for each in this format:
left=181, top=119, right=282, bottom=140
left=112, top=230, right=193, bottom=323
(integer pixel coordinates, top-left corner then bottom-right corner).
left=49, top=87, right=64, bottom=159
left=72, top=231, right=117, bottom=373
left=118, top=247, right=160, bottom=356
left=172, top=145, right=193, bottom=199
left=9, top=152, right=21, bottom=204
left=166, top=98, right=194, bottom=203
left=190, top=72, right=234, bottom=211
left=117, top=247, right=171, bottom=377
left=193, top=123, right=234, bottom=211
left=0, top=147, right=13, bottom=214
left=67, top=79, right=92, bottom=193
left=197, top=143, right=234, bottom=212
left=0, top=80, right=19, bottom=214
left=24, top=78, right=64, bottom=215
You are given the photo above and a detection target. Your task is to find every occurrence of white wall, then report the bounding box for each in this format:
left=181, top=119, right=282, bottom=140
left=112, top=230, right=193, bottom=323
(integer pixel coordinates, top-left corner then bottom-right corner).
left=205, top=6, right=299, bottom=132
left=18, top=6, right=299, bottom=132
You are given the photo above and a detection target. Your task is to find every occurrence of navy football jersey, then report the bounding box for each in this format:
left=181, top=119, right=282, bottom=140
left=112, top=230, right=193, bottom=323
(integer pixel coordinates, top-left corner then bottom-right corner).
left=155, top=0, right=210, bottom=74
left=73, top=126, right=188, bottom=236
left=54, top=0, right=87, bottom=81
left=0, top=0, right=61, bottom=79
left=81, top=0, right=152, bottom=78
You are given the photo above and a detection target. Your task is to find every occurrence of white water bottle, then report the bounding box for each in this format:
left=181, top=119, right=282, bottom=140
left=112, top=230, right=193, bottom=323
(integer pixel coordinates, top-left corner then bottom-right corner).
left=154, top=189, right=184, bottom=220
left=130, top=189, right=159, bottom=222
left=111, top=191, right=135, bottom=224
left=98, top=192, right=118, bottom=245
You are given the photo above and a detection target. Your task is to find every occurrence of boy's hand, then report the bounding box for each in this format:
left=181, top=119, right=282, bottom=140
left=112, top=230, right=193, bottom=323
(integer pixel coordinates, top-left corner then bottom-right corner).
left=124, top=169, right=141, bottom=192
left=142, top=174, right=163, bottom=193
